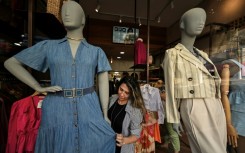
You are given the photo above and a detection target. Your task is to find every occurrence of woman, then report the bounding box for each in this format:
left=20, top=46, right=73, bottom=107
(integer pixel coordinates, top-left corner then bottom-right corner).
left=108, top=76, right=145, bottom=153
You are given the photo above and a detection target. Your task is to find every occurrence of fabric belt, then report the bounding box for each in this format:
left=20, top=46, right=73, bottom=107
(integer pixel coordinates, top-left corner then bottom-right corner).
left=49, top=86, right=95, bottom=98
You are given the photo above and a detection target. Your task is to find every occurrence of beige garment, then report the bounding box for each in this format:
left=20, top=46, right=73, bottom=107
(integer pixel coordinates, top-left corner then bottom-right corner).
left=162, top=43, right=221, bottom=123
left=180, top=98, right=227, bottom=153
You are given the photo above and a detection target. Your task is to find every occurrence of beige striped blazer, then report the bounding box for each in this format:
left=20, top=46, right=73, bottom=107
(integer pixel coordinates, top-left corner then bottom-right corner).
left=161, top=43, right=221, bottom=123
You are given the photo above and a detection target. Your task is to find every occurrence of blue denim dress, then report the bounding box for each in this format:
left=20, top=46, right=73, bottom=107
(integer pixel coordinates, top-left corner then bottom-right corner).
left=14, top=38, right=116, bottom=153
left=229, top=74, right=245, bottom=137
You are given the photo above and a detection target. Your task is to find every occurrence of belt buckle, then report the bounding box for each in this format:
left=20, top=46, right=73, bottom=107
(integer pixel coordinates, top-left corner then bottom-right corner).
left=64, top=88, right=76, bottom=98
left=76, top=89, right=83, bottom=96
left=64, top=89, right=72, bottom=97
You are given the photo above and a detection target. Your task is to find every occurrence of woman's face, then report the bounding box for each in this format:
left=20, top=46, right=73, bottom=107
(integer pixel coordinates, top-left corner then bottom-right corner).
left=118, top=83, right=130, bottom=101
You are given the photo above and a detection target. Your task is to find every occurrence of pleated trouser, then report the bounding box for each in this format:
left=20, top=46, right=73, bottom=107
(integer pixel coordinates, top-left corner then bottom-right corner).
left=180, top=98, right=227, bottom=153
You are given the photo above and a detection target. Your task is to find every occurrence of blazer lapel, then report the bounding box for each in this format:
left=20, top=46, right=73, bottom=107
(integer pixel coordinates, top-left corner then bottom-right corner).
left=176, top=44, right=214, bottom=77
left=196, top=48, right=220, bottom=78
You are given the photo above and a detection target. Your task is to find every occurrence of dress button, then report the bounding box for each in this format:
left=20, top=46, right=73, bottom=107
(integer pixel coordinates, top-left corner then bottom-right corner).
left=188, top=77, right=193, bottom=81
left=74, top=124, right=78, bottom=127
left=190, top=90, right=194, bottom=94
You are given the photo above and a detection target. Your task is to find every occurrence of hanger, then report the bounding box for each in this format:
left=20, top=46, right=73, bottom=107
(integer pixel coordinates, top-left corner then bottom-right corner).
left=32, top=91, right=47, bottom=97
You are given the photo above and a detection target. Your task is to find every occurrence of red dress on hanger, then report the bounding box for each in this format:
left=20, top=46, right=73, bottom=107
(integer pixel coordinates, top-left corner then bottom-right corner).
left=134, top=38, right=147, bottom=65
left=6, top=95, right=44, bottom=153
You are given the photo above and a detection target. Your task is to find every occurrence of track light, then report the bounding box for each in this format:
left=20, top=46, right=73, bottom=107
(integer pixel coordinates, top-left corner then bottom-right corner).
left=138, top=18, right=142, bottom=26
left=157, top=16, right=161, bottom=23
left=110, top=57, right=113, bottom=63
left=119, top=16, right=122, bottom=23
left=95, top=4, right=100, bottom=12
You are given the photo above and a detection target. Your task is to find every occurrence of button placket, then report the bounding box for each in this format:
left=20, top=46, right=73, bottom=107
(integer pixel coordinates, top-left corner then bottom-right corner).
left=73, top=98, right=79, bottom=152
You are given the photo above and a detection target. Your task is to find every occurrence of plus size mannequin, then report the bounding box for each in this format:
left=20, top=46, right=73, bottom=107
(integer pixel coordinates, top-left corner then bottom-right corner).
left=162, top=8, right=227, bottom=153
left=4, top=0, right=115, bottom=152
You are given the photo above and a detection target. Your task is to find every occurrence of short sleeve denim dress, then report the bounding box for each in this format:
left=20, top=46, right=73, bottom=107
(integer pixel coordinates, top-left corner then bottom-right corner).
left=14, top=38, right=116, bottom=153
left=229, top=73, right=245, bottom=137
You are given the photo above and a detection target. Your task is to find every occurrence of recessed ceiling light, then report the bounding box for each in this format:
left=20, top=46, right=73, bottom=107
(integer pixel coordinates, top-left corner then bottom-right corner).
left=120, top=52, right=125, bottom=54
left=117, top=56, right=121, bottom=59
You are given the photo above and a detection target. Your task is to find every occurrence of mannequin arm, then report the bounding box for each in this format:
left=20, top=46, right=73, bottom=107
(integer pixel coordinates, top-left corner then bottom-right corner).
left=220, top=64, right=238, bottom=147
left=98, top=71, right=110, bottom=122
left=4, top=57, right=62, bottom=93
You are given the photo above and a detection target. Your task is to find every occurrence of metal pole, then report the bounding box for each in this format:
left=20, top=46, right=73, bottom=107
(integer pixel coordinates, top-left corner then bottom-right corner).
left=146, top=0, right=150, bottom=84
left=133, top=0, right=137, bottom=76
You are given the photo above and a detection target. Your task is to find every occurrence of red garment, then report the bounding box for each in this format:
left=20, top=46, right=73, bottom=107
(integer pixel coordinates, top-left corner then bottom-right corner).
left=134, top=39, right=147, bottom=65
left=6, top=95, right=43, bottom=153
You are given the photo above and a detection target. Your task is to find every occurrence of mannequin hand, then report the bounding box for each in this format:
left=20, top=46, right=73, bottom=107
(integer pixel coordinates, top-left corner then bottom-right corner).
left=227, top=124, right=239, bottom=148
left=34, top=85, right=63, bottom=93
left=173, top=123, right=184, bottom=136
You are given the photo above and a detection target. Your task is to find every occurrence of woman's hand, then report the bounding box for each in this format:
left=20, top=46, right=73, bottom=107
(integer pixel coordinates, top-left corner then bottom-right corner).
left=116, top=133, right=125, bottom=147
left=227, top=124, right=239, bottom=148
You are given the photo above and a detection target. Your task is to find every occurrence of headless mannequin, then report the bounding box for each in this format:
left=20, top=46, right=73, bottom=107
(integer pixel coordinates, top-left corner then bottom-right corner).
left=221, top=63, right=239, bottom=148
left=4, top=0, right=110, bottom=120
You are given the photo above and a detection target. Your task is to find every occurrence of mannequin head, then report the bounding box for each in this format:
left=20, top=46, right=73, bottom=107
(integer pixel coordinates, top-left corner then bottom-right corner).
left=180, top=8, right=206, bottom=37
left=61, top=0, right=85, bottom=30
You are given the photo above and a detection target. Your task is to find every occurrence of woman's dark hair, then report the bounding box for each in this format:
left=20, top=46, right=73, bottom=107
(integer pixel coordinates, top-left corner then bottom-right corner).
left=117, top=76, right=145, bottom=113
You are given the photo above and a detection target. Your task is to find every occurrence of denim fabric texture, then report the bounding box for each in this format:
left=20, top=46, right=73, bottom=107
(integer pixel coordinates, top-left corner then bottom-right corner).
left=14, top=38, right=116, bottom=153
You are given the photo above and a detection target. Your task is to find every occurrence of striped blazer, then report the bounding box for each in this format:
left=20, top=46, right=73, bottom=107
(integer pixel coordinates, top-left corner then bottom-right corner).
left=161, top=43, right=221, bottom=123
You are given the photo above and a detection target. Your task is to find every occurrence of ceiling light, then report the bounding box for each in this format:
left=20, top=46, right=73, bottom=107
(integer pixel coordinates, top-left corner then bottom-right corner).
left=138, top=18, right=142, bottom=26
left=119, top=16, right=122, bottom=23
left=120, top=51, right=125, bottom=54
left=117, top=56, right=121, bottom=59
left=95, top=4, right=100, bottom=12
left=157, top=16, right=161, bottom=23
left=110, top=57, right=113, bottom=63
left=14, top=42, right=23, bottom=46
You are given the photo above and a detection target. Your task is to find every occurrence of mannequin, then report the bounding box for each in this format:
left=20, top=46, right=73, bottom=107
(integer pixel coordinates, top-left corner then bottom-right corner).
left=4, top=1, right=115, bottom=152
left=162, top=8, right=227, bottom=153
left=221, top=59, right=244, bottom=153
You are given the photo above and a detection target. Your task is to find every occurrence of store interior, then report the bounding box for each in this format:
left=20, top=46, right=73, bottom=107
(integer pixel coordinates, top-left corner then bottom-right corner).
left=1, top=0, right=245, bottom=152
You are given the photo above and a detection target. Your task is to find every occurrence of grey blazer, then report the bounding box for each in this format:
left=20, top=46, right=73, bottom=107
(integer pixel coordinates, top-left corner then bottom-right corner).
left=109, top=95, right=143, bottom=153
left=161, top=43, right=221, bottom=123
